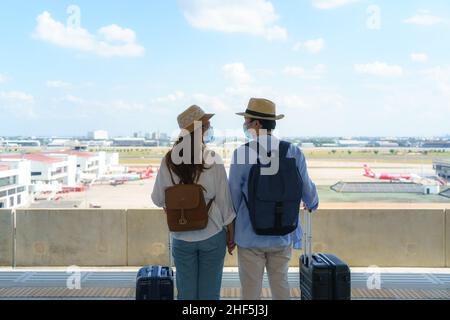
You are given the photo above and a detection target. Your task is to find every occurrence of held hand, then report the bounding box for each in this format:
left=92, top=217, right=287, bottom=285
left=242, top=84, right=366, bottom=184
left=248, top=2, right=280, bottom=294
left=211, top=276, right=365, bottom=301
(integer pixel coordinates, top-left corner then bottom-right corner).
left=227, top=240, right=236, bottom=255
left=226, top=229, right=236, bottom=255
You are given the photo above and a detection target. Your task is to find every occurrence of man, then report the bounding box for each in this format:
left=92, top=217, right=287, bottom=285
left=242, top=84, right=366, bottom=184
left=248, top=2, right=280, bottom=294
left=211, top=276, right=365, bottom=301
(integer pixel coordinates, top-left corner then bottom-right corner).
left=228, top=98, right=319, bottom=300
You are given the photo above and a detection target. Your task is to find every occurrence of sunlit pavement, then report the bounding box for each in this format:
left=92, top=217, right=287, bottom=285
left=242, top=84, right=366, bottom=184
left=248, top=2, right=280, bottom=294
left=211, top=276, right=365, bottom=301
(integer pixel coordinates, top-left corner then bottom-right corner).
left=0, top=267, right=449, bottom=300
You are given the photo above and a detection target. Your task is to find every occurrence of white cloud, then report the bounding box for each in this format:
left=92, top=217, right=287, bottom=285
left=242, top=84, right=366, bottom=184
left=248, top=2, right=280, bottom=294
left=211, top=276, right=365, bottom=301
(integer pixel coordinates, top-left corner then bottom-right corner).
left=312, top=0, right=359, bottom=10
left=222, top=63, right=269, bottom=97
left=153, top=91, right=185, bottom=103
left=283, top=66, right=305, bottom=77
left=46, top=80, right=72, bottom=88
left=33, top=11, right=145, bottom=57
left=280, top=89, right=345, bottom=112
left=293, top=38, right=325, bottom=54
left=0, top=91, right=35, bottom=104
left=423, top=66, right=450, bottom=95
left=179, top=0, right=288, bottom=41
left=282, top=95, right=309, bottom=109
left=192, top=93, right=231, bottom=112
left=98, top=24, right=137, bottom=43
left=223, top=63, right=252, bottom=86
left=0, top=74, right=7, bottom=84
left=404, top=12, right=445, bottom=26
left=110, top=100, right=145, bottom=111
left=283, top=64, right=327, bottom=79
left=0, top=91, right=36, bottom=118
left=57, top=94, right=84, bottom=104
left=354, top=62, right=403, bottom=77
left=410, top=53, right=428, bottom=63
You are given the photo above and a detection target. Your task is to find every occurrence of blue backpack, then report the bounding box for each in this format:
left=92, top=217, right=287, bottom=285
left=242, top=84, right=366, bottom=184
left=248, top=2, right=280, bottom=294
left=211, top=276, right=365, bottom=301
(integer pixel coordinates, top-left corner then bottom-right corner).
left=245, top=140, right=303, bottom=236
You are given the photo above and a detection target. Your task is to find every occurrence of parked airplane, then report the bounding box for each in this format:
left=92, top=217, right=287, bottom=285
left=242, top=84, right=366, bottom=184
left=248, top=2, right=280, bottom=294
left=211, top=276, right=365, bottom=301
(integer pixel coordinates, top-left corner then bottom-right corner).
left=363, top=165, right=420, bottom=182
left=127, top=166, right=158, bottom=179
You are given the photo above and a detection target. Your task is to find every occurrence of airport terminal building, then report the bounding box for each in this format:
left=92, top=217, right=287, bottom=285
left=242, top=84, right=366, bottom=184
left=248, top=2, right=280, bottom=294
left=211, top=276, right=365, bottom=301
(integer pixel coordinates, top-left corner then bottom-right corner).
left=433, top=159, right=450, bottom=180
left=0, top=159, right=31, bottom=209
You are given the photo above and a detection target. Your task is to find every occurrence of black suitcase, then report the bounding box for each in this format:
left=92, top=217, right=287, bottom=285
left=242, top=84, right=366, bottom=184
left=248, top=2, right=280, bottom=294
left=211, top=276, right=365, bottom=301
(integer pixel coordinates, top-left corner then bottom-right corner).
left=299, top=210, right=351, bottom=300
left=136, top=265, right=174, bottom=300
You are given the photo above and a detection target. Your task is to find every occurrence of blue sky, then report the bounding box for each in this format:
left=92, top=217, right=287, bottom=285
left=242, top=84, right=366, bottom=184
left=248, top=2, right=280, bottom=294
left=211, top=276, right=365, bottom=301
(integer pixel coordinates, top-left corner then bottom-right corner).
left=0, top=0, right=449, bottom=138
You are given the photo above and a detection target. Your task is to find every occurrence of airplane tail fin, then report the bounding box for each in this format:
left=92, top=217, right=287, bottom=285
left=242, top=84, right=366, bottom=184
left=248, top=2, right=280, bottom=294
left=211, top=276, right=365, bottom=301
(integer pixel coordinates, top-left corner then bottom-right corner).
left=364, top=164, right=374, bottom=177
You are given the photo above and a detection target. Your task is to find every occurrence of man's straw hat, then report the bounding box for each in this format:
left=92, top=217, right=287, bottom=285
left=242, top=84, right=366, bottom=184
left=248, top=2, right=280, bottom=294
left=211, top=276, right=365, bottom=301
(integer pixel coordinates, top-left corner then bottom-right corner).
left=236, top=98, right=284, bottom=121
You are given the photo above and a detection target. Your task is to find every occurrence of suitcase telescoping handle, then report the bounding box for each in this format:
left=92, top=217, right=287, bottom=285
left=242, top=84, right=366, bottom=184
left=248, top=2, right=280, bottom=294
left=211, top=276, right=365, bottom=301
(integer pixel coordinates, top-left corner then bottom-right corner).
left=302, top=208, right=313, bottom=267
left=168, top=232, right=172, bottom=269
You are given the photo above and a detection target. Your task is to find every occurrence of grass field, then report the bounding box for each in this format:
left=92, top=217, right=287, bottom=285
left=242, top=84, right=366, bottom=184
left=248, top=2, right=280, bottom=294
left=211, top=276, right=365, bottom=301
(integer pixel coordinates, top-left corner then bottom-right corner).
left=317, top=186, right=450, bottom=203
left=108, top=147, right=450, bottom=166
left=3, top=145, right=448, bottom=167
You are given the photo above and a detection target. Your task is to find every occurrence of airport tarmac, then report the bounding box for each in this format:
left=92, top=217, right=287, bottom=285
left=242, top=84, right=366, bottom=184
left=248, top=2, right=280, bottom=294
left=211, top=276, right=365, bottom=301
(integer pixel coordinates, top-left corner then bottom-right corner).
left=27, top=160, right=449, bottom=210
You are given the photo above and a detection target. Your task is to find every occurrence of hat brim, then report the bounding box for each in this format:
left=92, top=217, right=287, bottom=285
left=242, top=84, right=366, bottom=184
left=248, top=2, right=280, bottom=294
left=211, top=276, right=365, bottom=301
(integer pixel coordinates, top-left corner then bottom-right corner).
left=202, top=113, right=215, bottom=121
left=236, top=112, right=284, bottom=121
left=180, top=113, right=215, bottom=134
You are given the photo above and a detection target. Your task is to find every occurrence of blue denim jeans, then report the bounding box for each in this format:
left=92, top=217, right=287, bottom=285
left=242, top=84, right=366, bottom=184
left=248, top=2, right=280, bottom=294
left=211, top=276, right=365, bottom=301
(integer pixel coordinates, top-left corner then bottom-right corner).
left=172, top=228, right=227, bottom=300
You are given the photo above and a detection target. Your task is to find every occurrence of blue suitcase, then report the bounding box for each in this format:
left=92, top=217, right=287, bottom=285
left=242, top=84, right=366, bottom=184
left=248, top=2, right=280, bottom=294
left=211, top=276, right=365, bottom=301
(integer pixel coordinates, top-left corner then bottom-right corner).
left=136, top=235, right=174, bottom=300
left=136, top=265, right=174, bottom=300
left=299, top=210, right=351, bottom=300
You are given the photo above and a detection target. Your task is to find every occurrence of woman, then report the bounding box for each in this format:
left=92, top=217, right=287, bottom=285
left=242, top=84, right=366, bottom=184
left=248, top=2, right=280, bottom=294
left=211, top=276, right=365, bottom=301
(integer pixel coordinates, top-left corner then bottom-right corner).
left=151, top=105, right=236, bottom=300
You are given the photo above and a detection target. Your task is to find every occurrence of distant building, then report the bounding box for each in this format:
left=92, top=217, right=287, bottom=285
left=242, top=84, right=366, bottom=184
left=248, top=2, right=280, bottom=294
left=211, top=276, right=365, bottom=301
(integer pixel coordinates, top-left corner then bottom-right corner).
left=375, top=141, right=400, bottom=148
left=0, top=153, right=76, bottom=192
left=433, top=159, right=450, bottom=180
left=113, top=138, right=145, bottom=147
left=422, top=141, right=450, bottom=148
left=144, top=140, right=158, bottom=147
left=0, top=160, right=31, bottom=209
left=48, top=139, right=76, bottom=147
left=88, top=130, right=109, bottom=140
left=4, top=140, right=41, bottom=147
left=44, top=151, right=108, bottom=180
left=322, top=143, right=339, bottom=148
left=338, top=140, right=369, bottom=147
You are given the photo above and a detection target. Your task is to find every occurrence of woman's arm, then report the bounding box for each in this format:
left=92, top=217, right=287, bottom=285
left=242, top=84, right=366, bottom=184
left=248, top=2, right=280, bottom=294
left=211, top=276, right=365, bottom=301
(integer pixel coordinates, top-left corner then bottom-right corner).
left=151, top=157, right=169, bottom=208
left=226, top=220, right=236, bottom=255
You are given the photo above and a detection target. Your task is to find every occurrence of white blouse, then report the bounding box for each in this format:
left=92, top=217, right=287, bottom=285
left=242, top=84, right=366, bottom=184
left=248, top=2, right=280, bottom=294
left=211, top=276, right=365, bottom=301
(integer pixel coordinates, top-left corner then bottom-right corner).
left=151, top=151, right=236, bottom=242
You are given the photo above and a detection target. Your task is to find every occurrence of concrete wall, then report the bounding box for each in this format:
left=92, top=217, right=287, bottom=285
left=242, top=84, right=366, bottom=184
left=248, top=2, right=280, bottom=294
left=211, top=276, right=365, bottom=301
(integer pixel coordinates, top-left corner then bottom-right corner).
left=1, top=208, right=448, bottom=267
left=0, top=210, right=12, bottom=266
left=446, top=209, right=450, bottom=268
left=305, top=209, right=445, bottom=267
left=15, top=209, right=127, bottom=266
left=127, top=209, right=170, bottom=266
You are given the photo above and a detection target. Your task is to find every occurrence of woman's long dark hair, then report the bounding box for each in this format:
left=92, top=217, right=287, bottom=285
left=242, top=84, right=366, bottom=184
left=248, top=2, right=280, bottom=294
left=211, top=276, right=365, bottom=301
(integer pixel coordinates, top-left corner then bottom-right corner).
left=165, top=130, right=210, bottom=184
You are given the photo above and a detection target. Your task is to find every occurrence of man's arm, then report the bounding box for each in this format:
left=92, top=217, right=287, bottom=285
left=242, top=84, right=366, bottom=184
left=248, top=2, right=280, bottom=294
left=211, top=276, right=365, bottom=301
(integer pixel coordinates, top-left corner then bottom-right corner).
left=292, top=145, right=319, bottom=211
left=228, top=149, right=245, bottom=214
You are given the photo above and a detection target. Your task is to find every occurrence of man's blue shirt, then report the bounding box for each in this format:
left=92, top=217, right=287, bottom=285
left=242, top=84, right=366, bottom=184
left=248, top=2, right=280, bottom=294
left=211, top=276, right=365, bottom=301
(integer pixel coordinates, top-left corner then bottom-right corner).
left=229, top=135, right=319, bottom=250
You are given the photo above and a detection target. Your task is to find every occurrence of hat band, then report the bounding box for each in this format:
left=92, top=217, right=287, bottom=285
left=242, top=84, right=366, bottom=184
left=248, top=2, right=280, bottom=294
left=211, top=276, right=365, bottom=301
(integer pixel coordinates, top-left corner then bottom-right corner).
left=245, top=109, right=276, bottom=119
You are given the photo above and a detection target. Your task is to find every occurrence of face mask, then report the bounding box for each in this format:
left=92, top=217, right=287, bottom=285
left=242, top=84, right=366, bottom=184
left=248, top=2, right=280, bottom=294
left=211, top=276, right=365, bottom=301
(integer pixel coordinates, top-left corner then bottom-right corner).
left=203, top=126, right=215, bottom=144
left=243, top=124, right=254, bottom=140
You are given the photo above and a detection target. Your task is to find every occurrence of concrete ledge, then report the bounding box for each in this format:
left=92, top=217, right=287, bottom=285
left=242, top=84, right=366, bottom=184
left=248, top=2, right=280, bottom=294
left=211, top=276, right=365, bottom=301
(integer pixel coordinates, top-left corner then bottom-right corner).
left=446, top=209, right=449, bottom=267
left=126, top=209, right=170, bottom=266
left=8, top=208, right=449, bottom=267
left=0, top=210, right=12, bottom=266
left=310, top=209, right=446, bottom=267
left=15, top=209, right=127, bottom=266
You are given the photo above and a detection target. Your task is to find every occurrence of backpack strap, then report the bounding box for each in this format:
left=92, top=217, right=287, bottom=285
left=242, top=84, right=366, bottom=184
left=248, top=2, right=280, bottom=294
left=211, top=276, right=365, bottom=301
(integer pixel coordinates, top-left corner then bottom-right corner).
left=278, top=140, right=290, bottom=159
left=167, top=165, right=176, bottom=185
left=206, top=197, right=215, bottom=213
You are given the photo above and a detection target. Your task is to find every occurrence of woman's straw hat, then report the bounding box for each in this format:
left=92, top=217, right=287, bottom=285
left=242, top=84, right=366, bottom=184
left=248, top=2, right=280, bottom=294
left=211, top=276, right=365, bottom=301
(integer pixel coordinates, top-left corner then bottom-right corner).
left=177, top=105, right=214, bottom=133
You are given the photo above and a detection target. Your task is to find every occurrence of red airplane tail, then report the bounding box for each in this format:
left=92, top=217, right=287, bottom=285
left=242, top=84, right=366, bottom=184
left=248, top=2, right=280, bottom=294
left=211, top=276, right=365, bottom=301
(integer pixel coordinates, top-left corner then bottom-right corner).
left=364, top=164, right=375, bottom=177
left=139, top=166, right=155, bottom=179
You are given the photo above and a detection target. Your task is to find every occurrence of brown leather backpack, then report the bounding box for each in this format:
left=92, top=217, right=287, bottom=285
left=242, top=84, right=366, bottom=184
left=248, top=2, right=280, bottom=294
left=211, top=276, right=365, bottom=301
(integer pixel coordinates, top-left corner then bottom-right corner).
left=164, top=167, right=214, bottom=232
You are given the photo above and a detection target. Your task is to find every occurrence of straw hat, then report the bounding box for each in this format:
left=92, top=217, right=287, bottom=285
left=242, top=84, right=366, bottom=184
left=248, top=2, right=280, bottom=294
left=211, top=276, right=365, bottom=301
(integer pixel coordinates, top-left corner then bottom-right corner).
left=177, top=105, right=214, bottom=133
left=236, top=98, right=284, bottom=121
